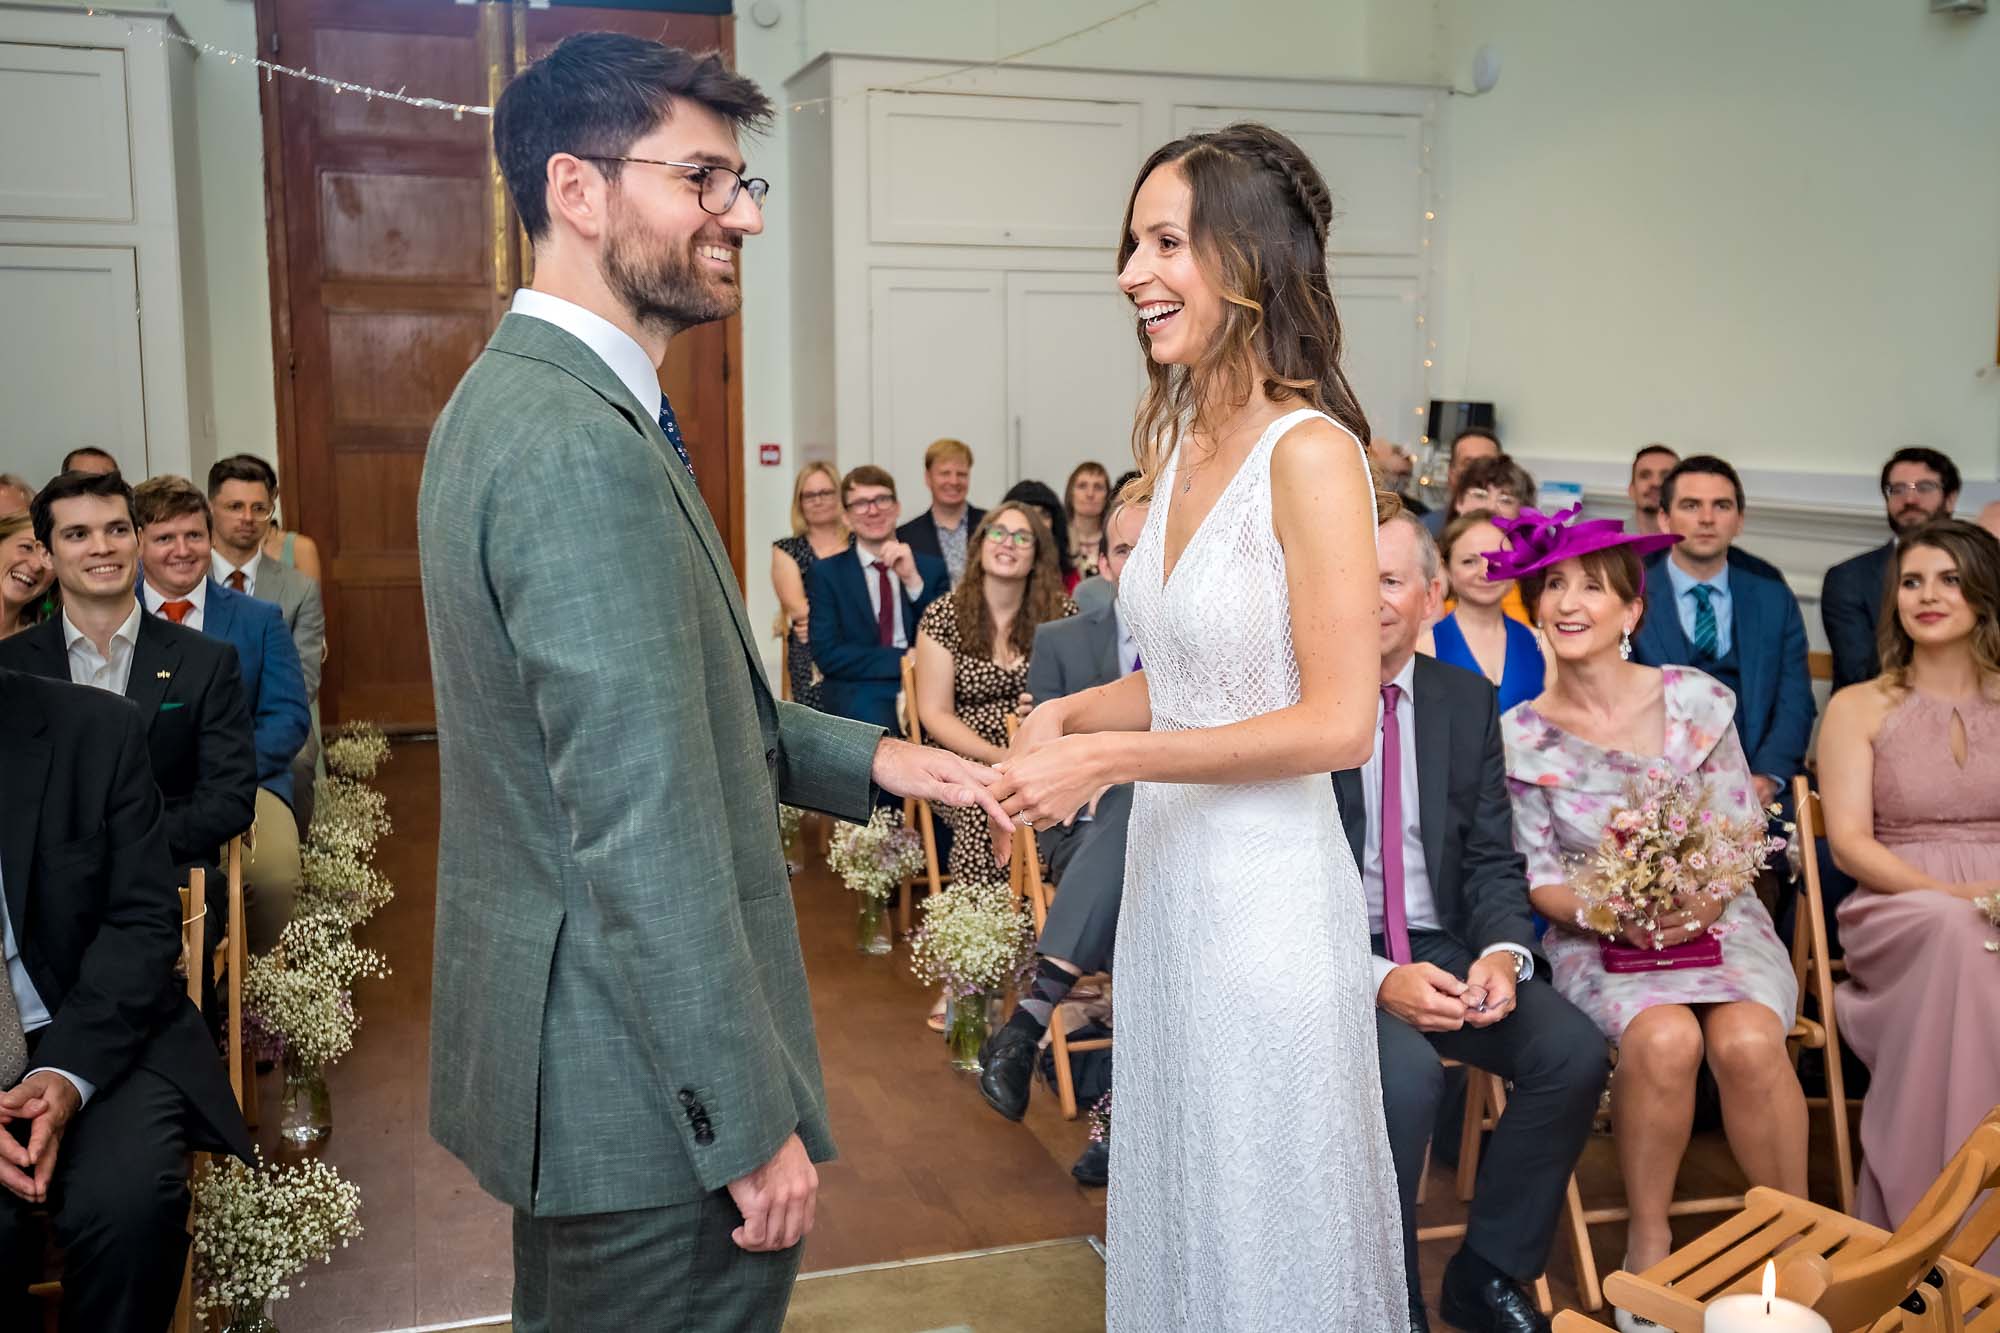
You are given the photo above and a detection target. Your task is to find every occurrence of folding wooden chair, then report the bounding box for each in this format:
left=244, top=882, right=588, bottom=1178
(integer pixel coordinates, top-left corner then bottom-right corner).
left=1790, top=776, right=1857, bottom=1214
left=1596, top=1111, right=2000, bottom=1332
left=898, top=653, right=950, bottom=935
left=212, top=836, right=254, bottom=1125
left=1414, top=1061, right=1600, bottom=1314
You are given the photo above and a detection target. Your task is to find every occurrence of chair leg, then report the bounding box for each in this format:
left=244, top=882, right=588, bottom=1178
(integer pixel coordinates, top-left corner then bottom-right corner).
left=1049, top=1013, right=1079, bottom=1120
left=1532, top=1271, right=1555, bottom=1317
left=1564, top=1172, right=1604, bottom=1312
left=243, top=1046, right=261, bottom=1130
left=1456, top=1072, right=1488, bottom=1204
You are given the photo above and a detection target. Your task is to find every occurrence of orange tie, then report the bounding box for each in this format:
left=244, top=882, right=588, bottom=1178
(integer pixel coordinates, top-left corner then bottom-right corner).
left=228, top=570, right=247, bottom=592
left=160, top=600, right=195, bottom=624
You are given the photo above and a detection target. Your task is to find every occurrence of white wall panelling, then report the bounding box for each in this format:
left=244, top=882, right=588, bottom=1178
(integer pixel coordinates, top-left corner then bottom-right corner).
left=791, top=53, right=1440, bottom=507
left=0, top=5, right=212, bottom=485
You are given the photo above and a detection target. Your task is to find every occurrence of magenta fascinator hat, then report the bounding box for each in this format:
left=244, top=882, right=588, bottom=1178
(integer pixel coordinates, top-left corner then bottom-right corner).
left=1480, top=504, right=1680, bottom=582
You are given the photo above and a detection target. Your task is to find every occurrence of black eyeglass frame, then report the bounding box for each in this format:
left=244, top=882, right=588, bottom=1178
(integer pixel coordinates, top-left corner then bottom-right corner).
left=578, top=155, right=771, bottom=215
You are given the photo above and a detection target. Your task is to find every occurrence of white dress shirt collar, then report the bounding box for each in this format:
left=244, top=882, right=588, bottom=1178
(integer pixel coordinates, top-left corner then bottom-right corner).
left=510, top=288, right=663, bottom=420
left=61, top=600, right=143, bottom=696
left=212, top=550, right=259, bottom=596
left=144, top=576, right=207, bottom=629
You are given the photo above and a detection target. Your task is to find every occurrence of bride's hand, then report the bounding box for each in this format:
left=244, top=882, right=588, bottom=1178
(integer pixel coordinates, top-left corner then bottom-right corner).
left=1009, top=696, right=1068, bottom=758
left=990, top=733, right=1115, bottom=831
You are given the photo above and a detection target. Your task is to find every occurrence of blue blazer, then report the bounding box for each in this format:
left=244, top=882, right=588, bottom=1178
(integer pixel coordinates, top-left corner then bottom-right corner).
left=147, top=579, right=311, bottom=807
left=806, top=550, right=947, bottom=732
left=1631, top=560, right=1816, bottom=789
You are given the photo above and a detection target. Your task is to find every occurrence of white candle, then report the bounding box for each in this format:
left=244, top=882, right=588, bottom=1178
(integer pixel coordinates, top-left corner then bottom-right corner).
left=1702, top=1263, right=1832, bottom=1332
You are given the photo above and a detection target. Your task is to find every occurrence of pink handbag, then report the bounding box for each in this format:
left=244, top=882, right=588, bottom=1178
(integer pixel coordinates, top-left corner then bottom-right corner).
left=1599, top=933, right=1723, bottom=973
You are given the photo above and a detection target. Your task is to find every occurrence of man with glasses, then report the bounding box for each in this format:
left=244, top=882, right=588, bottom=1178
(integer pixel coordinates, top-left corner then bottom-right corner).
left=421, top=35, right=1005, bottom=1331
left=808, top=465, right=947, bottom=733
left=1822, top=447, right=1960, bottom=693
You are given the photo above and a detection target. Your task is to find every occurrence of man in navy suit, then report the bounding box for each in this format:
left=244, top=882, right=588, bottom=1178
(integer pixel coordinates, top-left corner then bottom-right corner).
left=808, top=465, right=946, bottom=733
left=1632, top=456, right=1815, bottom=815
left=132, top=476, right=309, bottom=951
left=895, top=438, right=983, bottom=587
left=1821, top=446, right=1959, bottom=694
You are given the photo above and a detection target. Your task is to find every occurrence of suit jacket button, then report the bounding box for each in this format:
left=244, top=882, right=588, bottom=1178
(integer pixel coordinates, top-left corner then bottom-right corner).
left=677, top=1089, right=695, bottom=1107
left=695, top=1127, right=715, bottom=1146
left=765, top=747, right=777, bottom=765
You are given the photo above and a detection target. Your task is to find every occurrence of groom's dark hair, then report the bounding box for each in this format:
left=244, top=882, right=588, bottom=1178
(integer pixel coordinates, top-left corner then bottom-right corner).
left=495, top=31, right=774, bottom=244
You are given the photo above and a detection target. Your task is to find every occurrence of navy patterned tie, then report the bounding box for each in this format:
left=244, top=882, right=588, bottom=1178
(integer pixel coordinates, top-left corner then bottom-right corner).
left=657, top=398, right=696, bottom=479
left=1690, top=584, right=1719, bottom=658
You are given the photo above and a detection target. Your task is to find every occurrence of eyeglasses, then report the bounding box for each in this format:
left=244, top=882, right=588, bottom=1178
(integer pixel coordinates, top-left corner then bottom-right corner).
left=799, top=489, right=837, bottom=503
left=1884, top=480, right=1944, bottom=499
left=578, top=156, right=771, bottom=215
left=984, top=526, right=1035, bottom=548
left=846, top=496, right=895, bottom=514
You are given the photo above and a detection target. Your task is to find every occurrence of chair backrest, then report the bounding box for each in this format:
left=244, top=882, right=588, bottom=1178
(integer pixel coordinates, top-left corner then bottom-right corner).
left=1784, top=1121, right=2000, bottom=1326
left=1788, top=778, right=1835, bottom=1000
left=178, top=872, right=205, bottom=1011
left=900, top=653, right=924, bottom=745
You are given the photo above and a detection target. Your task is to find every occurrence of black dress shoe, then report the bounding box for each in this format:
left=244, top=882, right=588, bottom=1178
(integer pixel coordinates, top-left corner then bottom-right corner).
left=1070, top=1138, right=1108, bottom=1187
left=976, top=1024, right=1039, bottom=1121
left=1438, top=1250, right=1550, bottom=1333
left=1408, top=1299, right=1433, bottom=1333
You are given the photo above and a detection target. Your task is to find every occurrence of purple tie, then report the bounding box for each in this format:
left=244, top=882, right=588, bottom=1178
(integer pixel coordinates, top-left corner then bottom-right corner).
left=1379, top=682, right=1412, bottom=965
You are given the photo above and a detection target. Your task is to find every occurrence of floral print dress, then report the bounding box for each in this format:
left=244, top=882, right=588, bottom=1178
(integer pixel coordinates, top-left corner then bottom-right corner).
left=1501, top=666, right=1798, bottom=1040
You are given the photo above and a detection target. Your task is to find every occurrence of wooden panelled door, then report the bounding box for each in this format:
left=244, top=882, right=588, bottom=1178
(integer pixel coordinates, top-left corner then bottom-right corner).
left=258, top=0, right=743, bottom=728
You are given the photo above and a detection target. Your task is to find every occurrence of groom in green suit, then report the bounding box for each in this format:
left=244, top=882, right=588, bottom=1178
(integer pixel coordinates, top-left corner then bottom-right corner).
left=418, top=35, right=1006, bottom=1333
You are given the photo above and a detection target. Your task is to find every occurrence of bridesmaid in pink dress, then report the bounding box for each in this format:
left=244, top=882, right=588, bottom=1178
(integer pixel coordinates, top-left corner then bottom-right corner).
left=1818, top=519, right=2000, bottom=1259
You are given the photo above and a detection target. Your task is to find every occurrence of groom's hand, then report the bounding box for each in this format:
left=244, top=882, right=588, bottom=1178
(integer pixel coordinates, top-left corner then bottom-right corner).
left=871, top=738, right=1013, bottom=831
left=728, top=1133, right=817, bottom=1252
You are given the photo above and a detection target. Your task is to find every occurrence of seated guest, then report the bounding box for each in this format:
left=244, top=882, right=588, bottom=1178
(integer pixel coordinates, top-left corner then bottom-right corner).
left=1064, top=461, right=1111, bottom=581
left=209, top=455, right=327, bottom=832
left=769, top=461, right=851, bottom=710
left=1819, top=518, right=2000, bottom=1260
left=1451, top=454, right=1535, bottom=524
left=57, top=447, right=119, bottom=477
left=1980, top=500, right=2000, bottom=541
left=1427, top=511, right=1548, bottom=705
left=0, top=668, right=254, bottom=1330
left=0, top=475, right=32, bottom=518
left=0, top=514, right=50, bottom=640
left=914, top=500, right=1076, bottom=892
left=1424, top=429, right=1502, bottom=537
left=1370, top=440, right=1429, bottom=516
left=1627, top=444, right=1678, bottom=536
left=1360, top=513, right=1604, bottom=1333
left=1073, top=469, right=1142, bottom=615
left=1821, top=446, right=1959, bottom=694
left=132, top=476, right=309, bottom=952
left=1632, top=456, right=1815, bottom=815
left=1001, top=479, right=1080, bottom=594
left=896, top=438, right=983, bottom=587
left=1639, top=456, right=1781, bottom=584
left=0, top=472, right=257, bottom=876
left=807, top=466, right=946, bottom=732
left=978, top=494, right=1148, bottom=1128
left=259, top=502, right=322, bottom=584
left=1497, top=509, right=1804, bottom=1321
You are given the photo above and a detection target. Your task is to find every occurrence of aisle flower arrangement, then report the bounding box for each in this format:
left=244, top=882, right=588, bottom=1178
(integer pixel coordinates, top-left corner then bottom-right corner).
left=191, top=1152, right=363, bottom=1328
left=908, top=881, right=1037, bottom=1068
left=323, top=721, right=391, bottom=781
left=827, top=806, right=925, bottom=953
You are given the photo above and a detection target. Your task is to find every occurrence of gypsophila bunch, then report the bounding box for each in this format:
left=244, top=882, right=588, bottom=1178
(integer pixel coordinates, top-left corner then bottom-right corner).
left=779, top=804, right=804, bottom=848
left=324, top=721, right=391, bottom=780
left=244, top=915, right=390, bottom=1068
left=826, top=806, right=924, bottom=901
left=308, top=775, right=391, bottom=857
left=907, top=881, right=1037, bottom=998
left=298, top=845, right=394, bottom=928
left=1568, top=770, right=1787, bottom=938
left=1087, top=1091, right=1112, bottom=1146
left=192, top=1153, right=363, bottom=1313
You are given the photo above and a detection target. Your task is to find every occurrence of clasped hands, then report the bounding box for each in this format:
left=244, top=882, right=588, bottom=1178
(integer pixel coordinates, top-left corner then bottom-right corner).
left=1621, top=893, right=1727, bottom=951
left=1377, top=954, right=1520, bottom=1033
left=0, top=1071, right=81, bottom=1204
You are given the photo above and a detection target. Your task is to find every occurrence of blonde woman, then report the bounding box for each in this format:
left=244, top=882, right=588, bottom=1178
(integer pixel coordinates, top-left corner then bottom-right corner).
left=0, top=512, right=51, bottom=639
left=770, top=460, right=852, bottom=708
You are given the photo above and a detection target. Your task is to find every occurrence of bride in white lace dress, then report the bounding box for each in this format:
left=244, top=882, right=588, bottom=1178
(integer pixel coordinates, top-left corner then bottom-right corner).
left=996, top=125, right=1405, bottom=1329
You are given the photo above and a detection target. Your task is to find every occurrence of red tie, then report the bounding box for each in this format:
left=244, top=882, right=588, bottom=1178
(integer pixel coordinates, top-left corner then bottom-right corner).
left=873, top=561, right=896, bottom=647
left=160, top=600, right=195, bottom=624
left=227, top=570, right=247, bottom=592
left=1379, top=682, right=1412, bottom=965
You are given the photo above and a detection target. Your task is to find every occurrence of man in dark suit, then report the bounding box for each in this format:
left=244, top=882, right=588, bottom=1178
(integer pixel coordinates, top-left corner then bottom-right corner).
left=894, top=438, right=983, bottom=586
left=1633, top=456, right=1816, bottom=814
left=1352, top=514, right=1607, bottom=1333
left=0, top=668, right=253, bottom=1331
left=977, top=494, right=1149, bottom=1159
left=1821, top=446, right=1959, bottom=694
left=809, top=465, right=947, bottom=733
left=132, top=476, right=310, bottom=951
left=0, top=471, right=258, bottom=873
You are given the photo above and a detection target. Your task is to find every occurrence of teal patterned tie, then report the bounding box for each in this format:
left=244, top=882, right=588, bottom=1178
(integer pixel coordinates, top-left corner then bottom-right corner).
left=1690, top=584, right=1719, bottom=659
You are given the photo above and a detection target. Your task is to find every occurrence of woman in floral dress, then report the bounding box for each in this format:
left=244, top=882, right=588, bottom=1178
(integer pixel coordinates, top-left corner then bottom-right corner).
left=1491, top=508, right=1803, bottom=1331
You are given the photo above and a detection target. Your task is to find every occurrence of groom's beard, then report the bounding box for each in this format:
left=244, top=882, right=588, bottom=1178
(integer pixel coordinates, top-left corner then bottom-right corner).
left=602, top=205, right=739, bottom=337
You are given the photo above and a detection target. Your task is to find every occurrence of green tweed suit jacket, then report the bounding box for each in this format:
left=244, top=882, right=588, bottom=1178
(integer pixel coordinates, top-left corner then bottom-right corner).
left=419, top=313, right=882, bottom=1217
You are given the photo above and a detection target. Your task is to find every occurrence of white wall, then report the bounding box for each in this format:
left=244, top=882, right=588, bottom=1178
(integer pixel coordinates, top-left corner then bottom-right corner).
left=1430, top=0, right=2000, bottom=501
left=10, top=0, right=275, bottom=482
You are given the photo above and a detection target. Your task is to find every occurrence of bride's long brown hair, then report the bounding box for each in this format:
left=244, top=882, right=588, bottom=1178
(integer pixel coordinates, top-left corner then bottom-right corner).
left=1117, top=123, right=1380, bottom=509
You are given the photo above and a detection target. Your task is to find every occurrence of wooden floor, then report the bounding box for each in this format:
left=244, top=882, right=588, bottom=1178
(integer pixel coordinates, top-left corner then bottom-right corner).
left=265, top=740, right=1852, bottom=1331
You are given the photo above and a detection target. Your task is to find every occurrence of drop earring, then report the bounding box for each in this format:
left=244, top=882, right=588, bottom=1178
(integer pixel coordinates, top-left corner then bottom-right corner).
left=1620, top=628, right=1633, bottom=661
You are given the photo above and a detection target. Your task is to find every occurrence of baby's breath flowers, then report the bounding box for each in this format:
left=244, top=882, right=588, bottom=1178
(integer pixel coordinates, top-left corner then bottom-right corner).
left=908, top=881, right=1037, bottom=998
left=192, top=1153, right=363, bottom=1314
left=323, top=722, right=391, bottom=781
left=244, top=916, right=390, bottom=1068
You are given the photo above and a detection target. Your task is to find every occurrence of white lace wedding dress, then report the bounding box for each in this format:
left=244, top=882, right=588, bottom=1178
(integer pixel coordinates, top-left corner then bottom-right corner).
left=1106, top=407, right=1406, bottom=1330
